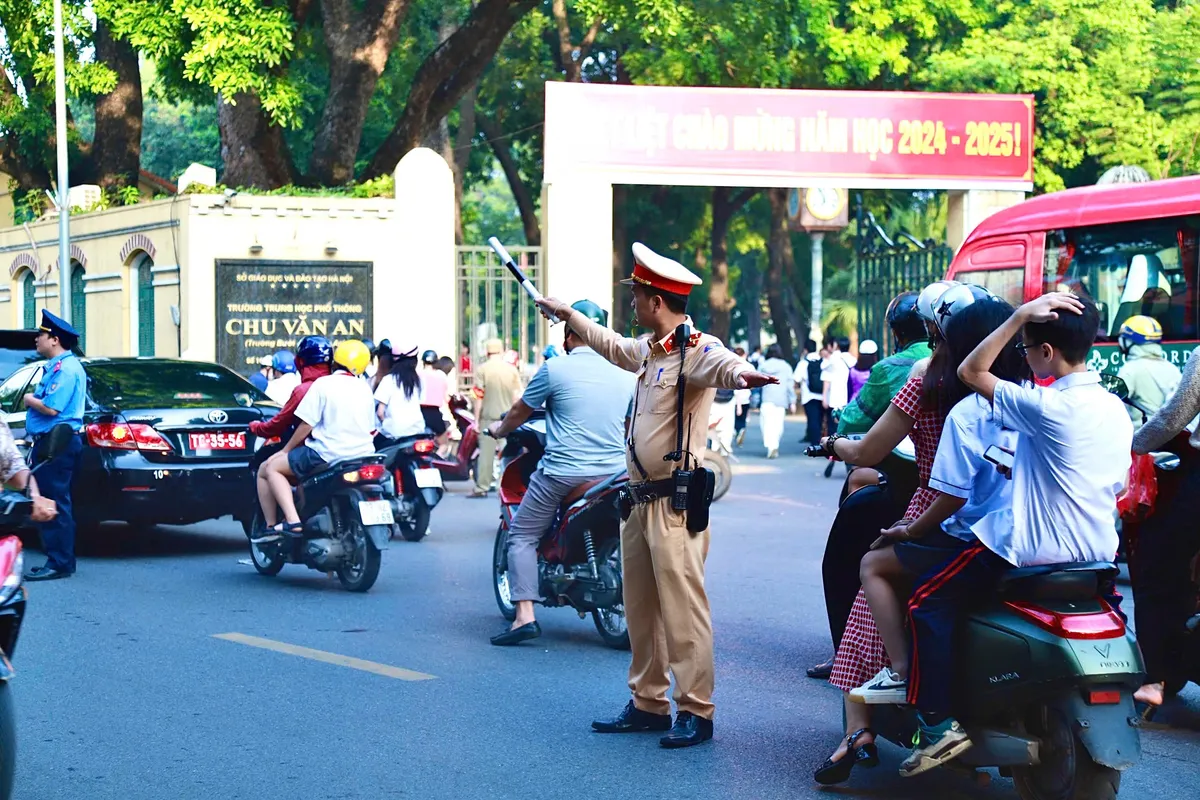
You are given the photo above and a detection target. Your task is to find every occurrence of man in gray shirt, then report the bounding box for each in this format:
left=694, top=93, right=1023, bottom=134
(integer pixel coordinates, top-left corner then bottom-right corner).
left=485, top=300, right=635, bottom=646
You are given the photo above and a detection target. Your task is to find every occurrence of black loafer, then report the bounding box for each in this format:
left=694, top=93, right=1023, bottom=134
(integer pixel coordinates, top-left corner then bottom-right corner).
left=592, top=701, right=672, bottom=733
left=659, top=711, right=713, bottom=748
left=490, top=621, right=541, bottom=646
left=807, top=658, right=834, bottom=680
left=26, top=565, right=72, bottom=582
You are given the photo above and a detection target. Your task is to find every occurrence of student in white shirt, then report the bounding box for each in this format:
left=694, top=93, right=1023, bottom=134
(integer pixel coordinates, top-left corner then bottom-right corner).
left=254, top=340, right=377, bottom=542
left=373, top=342, right=428, bottom=447
left=884, top=293, right=1132, bottom=778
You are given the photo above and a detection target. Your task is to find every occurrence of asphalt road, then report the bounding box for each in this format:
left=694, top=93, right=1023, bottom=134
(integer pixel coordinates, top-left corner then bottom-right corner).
left=11, top=417, right=1200, bottom=799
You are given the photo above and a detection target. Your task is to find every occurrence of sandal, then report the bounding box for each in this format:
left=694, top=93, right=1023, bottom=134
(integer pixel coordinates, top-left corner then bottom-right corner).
left=813, top=728, right=879, bottom=785
left=251, top=520, right=303, bottom=544
left=806, top=658, right=834, bottom=680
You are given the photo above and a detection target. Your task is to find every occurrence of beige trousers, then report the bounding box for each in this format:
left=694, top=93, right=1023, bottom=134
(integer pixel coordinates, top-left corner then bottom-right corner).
left=622, top=497, right=714, bottom=719
left=475, top=421, right=500, bottom=493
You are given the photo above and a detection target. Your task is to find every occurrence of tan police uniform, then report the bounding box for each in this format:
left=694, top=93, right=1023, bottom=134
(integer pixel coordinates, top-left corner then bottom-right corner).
left=473, top=342, right=523, bottom=494
left=558, top=243, right=751, bottom=720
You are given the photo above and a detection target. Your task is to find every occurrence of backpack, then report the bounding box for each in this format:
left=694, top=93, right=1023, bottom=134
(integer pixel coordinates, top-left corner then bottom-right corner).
left=807, top=358, right=823, bottom=394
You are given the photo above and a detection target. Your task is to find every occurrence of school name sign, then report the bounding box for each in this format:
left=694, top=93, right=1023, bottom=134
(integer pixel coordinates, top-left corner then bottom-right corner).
left=544, top=83, right=1034, bottom=191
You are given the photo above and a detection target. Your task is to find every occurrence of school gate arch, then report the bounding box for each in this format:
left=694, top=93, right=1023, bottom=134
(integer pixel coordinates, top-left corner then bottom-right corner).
left=540, top=83, right=1034, bottom=344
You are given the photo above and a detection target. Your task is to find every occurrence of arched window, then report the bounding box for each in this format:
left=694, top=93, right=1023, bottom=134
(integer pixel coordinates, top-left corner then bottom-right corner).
left=137, top=256, right=155, bottom=357
left=71, top=262, right=86, bottom=351
left=21, top=272, right=34, bottom=329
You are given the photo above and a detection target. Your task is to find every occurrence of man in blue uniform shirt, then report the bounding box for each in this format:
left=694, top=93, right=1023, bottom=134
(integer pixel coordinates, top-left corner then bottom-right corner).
left=24, top=310, right=86, bottom=581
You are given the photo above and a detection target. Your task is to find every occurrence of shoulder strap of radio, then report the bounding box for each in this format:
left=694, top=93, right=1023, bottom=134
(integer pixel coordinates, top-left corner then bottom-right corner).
left=665, top=323, right=690, bottom=469
left=628, top=356, right=650, bottom=480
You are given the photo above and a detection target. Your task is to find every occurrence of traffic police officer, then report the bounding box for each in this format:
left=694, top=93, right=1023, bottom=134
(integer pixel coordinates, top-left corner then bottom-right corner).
left=24, top=310, right=86, bottom=582
left=537, top=243, right=778, bottom=748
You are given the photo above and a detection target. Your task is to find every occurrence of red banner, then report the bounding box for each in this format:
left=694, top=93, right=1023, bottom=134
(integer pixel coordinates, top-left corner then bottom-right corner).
left=544, top=83, right=1034, bottom=190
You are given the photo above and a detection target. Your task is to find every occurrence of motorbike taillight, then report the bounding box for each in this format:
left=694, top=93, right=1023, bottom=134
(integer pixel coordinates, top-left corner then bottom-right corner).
left=343, top=464, right=386, bottom=483
left=414, top=439, right=436, bottom=454
left=1005, top=600, right=1126, bottom=640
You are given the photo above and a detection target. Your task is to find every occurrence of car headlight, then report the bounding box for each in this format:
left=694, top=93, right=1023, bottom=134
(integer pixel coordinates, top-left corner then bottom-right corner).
left=0, top=551, right=23, bottom=605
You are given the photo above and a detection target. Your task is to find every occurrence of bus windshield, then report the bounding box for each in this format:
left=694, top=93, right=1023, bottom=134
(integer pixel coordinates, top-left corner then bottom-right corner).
left=1044, top=216, right=1200, bottom=342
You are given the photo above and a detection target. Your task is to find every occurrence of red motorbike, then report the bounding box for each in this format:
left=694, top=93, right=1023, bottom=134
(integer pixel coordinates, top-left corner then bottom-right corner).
left=432, top=393, right=480, bottom=483
left=490, top=409, right=631, bottom=649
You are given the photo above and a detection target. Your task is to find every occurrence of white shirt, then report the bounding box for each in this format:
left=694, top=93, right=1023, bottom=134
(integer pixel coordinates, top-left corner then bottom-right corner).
left=294, top=372, right=378, bottom=463
left=821, top=354, right=851, bottom=409
left=374, top=373, right=427, bottom=440
left=972, top=373, right=1133, bottom=567
left=265, top=372, right=300, bottom=405
left=928, top=394, right=1020, bottom=542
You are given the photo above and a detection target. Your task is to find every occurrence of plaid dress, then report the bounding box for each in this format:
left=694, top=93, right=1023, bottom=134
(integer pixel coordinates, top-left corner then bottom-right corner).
left=829, top=376, right=946, bottom=692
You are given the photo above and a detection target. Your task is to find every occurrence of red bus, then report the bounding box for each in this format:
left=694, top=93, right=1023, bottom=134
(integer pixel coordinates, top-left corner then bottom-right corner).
left=945, top=175, right=1200, bottom=373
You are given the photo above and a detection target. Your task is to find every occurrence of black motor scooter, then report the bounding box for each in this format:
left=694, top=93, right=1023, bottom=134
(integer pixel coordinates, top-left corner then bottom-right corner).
left=248, top=442, right=395, bottom=592
left=376, top=433, right=444, bottom=542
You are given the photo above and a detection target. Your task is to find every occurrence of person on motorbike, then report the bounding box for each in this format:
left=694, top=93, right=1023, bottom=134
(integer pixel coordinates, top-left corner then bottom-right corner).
left=371, top=339, right=394, bottom=392
left=1116, top=315, right=1180, bottom=428
left=418, top=349, right=451, bottom=454
left=483, top=300, right=635, bottom=646
left=249, top=355, right=273, bottom=393
left=1129, top=341, right=1200, bottom=711
left=264, top=350, right=299, bottom=405
left=806, top=290, right=936, bottom=681
left=253, top=340, right=377, bottom=542
left=809, top=283, right=992, bottom=784
left=373, top=343, right=427, bottom=448
left=249, top=336, right=332, bottom=444
left=881, top=292, right=1131, bottom=778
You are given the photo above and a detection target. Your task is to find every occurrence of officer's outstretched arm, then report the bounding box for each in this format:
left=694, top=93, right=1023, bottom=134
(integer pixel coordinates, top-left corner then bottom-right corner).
left=689, top=339, right=753, bottom=390
left=537, top=299, right=645, bottom=372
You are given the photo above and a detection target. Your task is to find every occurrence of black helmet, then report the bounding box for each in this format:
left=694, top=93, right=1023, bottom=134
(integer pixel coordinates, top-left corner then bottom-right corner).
left=885, top=291, right=923, bottom=345
left=375, top=338, right=391, bottom=357
left=421, top=349, right=438, bottom=364
left=361, top=339, right=376, bottom=357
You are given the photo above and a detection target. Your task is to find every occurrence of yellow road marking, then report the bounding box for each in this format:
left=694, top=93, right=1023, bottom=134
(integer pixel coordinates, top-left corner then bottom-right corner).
left=213, top=633, right=436, bottom=681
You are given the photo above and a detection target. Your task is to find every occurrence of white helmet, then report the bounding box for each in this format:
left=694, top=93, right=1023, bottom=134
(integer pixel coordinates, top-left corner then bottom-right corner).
left=932, top=284, right=998, bottom=336
left=917, top=280, right=961, bottom=323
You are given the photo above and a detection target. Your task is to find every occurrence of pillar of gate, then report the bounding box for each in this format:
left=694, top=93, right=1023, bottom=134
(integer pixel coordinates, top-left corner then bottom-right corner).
left=541, top=178, right=615, bottom=346
left=947, top=190, right=1027, bottom=252
left=393, top=148, right=456, bottom=363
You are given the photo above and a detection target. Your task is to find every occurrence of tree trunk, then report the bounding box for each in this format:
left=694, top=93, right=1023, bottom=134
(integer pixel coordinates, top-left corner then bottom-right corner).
left=741, top=259, right=763, bottom=352
left=478, top=113, right=540, bottom=246
left=451, top=83, right=477, bottom=245
left=550, top=0, right=603, bottom=83
left=766, top=188, right=796, bottom=363
left=306, top=0, right=413, bottom=185
left=708, top=187, right=759, bottom=344
left=218, top=93, right=298, bottom=189
left=366, top=0, right=537, bottom=177
left=612, top=184, right=630, bottom=334
left=90, top=22, right=143, bottom=195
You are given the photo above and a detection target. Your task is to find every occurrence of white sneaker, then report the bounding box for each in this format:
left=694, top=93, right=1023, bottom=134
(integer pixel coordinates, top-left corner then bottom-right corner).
left=849, top=667, right=908, bottom=705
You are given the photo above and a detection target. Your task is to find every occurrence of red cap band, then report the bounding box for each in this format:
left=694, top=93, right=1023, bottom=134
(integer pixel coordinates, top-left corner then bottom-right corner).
left=631, top=262, right=693, bottom=296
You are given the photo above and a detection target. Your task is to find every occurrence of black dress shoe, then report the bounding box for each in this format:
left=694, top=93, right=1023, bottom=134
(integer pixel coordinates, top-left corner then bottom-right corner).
left=490, top=621, right=541, bottom=646
left=592, top=701, right=672, bottom=733
left=807, top=658, right=834, bottom=680
left=659, top=711, right=713, bottom=748
left=26, top=565, right=71, bottom=582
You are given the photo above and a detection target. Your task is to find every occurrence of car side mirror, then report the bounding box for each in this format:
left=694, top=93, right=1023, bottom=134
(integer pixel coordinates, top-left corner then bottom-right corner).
left=1099, top=373, right=1129, bottom=400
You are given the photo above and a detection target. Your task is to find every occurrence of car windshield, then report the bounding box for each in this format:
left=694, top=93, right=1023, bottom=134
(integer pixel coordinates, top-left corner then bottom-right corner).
left=85, top=362, right=270, bottom=409
left=0, top=346, right=39, bottom=382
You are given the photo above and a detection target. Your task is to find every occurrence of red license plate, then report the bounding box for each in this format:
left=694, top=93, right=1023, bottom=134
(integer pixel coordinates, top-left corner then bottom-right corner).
left=188, top=432, right=247, bottom=451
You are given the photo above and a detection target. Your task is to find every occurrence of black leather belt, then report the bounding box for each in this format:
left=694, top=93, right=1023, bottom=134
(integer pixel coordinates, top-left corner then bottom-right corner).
left=624, top=479, right=674, bottom=506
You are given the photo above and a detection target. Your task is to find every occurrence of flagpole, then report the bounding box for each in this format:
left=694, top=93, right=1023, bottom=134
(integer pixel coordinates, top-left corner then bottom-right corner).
left=53, top=0, right=72, bottom=323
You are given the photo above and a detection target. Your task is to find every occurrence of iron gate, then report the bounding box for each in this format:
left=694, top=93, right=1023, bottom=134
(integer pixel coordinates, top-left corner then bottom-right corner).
left=456, top=245, right=545, bottom=388
left=855, top=204, right=952, bottom=350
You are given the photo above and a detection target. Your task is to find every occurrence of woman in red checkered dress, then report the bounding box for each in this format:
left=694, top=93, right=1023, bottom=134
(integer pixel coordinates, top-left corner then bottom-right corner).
left=812, top=282, right=1004, bottom=785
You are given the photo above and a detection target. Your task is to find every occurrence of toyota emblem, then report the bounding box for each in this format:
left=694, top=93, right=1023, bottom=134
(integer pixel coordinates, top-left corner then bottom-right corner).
left=207, top=410, right=229, bottom=424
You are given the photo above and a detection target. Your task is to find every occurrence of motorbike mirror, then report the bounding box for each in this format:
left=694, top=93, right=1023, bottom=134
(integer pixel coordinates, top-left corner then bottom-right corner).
left=1099, top=373, right=1129, bottom=400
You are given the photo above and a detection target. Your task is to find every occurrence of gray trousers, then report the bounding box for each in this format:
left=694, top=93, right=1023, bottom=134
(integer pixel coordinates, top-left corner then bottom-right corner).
left=507, top=468, right=611, bottom=602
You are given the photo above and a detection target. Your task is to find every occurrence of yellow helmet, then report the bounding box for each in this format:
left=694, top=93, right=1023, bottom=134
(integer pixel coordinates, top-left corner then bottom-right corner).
left=333, top=340, right=371, bottom=375
left=1118, top=315, right=1163, bottom=345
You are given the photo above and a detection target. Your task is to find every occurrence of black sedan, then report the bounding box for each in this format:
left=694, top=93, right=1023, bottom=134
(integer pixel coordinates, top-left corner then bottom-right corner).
left=0, top=358, right=279, bottom=533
